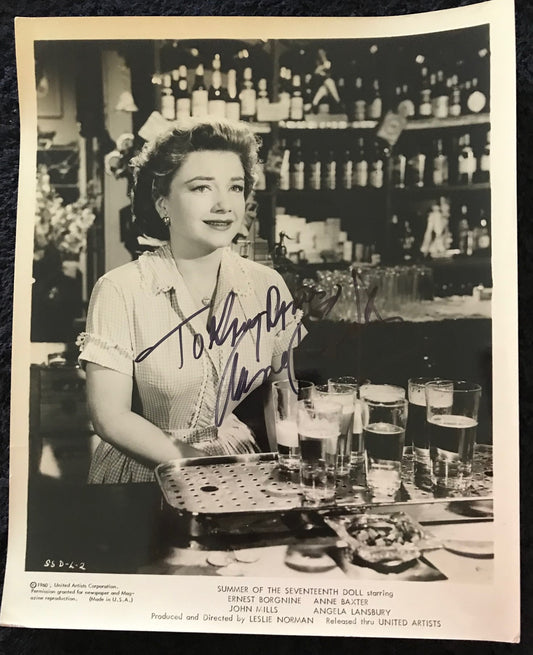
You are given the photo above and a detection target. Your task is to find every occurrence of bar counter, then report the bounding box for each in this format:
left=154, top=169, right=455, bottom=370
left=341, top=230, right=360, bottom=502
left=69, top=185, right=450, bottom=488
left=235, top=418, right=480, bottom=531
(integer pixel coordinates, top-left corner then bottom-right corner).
left=26, top=470, right=494, bottom=584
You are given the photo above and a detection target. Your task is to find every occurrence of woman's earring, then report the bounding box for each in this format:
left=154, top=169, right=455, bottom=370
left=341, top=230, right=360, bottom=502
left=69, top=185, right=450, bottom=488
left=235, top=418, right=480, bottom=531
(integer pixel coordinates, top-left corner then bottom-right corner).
left=162, top=215, right=170, bottom=227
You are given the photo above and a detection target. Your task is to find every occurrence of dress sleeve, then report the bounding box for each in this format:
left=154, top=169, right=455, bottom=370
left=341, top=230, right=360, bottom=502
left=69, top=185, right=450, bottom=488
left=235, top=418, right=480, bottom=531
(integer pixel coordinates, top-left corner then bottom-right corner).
left=77, top=277, right=134, bottom=376
left=270, top=271, right=308, bottom=358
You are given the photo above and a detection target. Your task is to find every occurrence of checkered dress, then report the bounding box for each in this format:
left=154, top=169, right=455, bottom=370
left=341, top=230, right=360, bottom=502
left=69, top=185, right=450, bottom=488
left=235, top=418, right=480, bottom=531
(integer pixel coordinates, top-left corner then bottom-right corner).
left=78, top=245, right=306, bottom=483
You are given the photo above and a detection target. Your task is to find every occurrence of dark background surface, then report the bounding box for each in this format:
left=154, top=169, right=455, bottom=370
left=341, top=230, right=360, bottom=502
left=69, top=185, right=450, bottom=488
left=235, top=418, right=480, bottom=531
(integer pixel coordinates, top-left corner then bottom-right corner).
left=0, top=0, right=530, bottom=653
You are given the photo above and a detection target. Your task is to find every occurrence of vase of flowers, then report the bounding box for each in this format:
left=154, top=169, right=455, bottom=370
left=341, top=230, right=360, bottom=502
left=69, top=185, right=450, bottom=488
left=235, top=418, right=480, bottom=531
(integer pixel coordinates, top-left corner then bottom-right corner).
left=32, top=165, right=96, bottom=341
left=34, top=164, right=96, bottom=263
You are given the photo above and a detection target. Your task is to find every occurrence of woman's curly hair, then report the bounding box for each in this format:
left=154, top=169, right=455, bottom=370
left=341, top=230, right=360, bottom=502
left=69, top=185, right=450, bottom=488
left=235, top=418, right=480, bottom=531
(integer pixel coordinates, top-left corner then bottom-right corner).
left=129, top=118, right=261, bottom=240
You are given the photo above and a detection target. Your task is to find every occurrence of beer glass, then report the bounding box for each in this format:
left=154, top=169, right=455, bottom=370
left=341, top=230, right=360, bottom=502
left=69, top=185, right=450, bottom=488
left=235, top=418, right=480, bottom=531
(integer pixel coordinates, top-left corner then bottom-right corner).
left=316, top=383, right=357, bottom=476
left=425, top=380, right=481, bottom=492
left=271, top=380, right=315, bottom=471
left=407, top=377, right=448, bottom=489
left=297, top=398, right=342, bottom=503
left=329, top=377, right=367, bottom=488
left=361, top=394, right=408, bottom=501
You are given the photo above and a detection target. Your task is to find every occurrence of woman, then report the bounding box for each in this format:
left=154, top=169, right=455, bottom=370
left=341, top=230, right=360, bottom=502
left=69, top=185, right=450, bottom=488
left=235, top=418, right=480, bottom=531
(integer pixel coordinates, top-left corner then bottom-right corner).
left=78, top=118, right=306, bottom=483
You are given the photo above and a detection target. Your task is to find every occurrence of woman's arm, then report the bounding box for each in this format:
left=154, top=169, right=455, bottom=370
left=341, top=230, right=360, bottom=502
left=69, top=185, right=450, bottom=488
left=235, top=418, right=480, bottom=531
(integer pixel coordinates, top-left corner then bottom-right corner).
left=86, top=362, right=205, bottom=464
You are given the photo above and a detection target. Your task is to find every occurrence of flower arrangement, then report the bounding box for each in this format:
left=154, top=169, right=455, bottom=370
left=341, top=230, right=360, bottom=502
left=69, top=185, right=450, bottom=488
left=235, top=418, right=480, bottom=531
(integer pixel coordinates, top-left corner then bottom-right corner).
left=34, top=164, right=96, bottom=261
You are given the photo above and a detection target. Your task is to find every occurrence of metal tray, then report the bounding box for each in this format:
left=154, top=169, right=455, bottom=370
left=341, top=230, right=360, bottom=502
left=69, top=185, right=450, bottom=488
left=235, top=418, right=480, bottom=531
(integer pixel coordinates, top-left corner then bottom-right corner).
left=156, top=453, right=303, bottom=516
left=155, top=447, right=493, bottom=518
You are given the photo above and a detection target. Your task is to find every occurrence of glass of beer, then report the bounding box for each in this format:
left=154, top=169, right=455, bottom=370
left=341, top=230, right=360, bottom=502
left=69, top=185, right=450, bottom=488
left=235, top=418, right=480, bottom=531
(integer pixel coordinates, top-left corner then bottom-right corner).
left=297, top=398, right=342, bottom=504
left=361, top=390, right=408, bottom=501
left=425, top=380, right=481, bottom=493
left=407, top=377, right=447, bottom=489
left=329, top=377, right=365, bottom=487
left=271, top=380, right=315, bottom=471
left=316, top=383, right=357, bottom=476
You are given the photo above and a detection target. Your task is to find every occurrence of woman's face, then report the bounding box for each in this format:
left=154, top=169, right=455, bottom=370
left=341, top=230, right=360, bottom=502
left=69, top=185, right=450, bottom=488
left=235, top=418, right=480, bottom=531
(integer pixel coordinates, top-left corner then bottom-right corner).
left=157, top=150, right=246, bottom=258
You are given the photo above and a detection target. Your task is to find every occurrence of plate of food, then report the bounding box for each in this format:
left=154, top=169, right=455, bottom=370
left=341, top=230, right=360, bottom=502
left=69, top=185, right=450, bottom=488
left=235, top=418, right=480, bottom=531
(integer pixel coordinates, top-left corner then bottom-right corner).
left=324, top=512, right=443, bottom=576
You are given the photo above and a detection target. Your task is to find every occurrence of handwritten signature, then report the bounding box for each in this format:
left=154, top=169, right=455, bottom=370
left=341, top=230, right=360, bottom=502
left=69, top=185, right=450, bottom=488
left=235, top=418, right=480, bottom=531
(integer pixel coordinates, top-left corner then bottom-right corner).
left=135, top=285, right=300, bottom=366
left=215, top=320, right=305, bottom=426
left=134, top=272, right=402, bottom=426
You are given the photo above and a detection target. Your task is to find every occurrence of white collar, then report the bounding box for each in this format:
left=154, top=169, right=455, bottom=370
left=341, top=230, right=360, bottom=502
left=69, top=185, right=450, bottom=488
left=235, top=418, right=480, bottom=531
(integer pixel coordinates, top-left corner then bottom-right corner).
left=138, top=243, right=252, bottom=301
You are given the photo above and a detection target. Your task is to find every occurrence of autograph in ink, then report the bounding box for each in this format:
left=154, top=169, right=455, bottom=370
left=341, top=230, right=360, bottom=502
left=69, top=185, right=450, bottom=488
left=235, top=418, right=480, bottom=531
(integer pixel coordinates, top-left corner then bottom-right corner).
left=134, top=272, right=401, bottom=426
left=135, top=285, right=304, bottom=366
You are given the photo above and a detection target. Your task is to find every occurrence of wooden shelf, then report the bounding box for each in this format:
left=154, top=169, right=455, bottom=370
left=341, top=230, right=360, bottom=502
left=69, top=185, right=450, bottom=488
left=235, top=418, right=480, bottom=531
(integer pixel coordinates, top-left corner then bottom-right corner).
left=263, top=184, right=489, bottom=197
left=273, top=113, right=490, bottom=132
left=393, top=183, right=490, bottom=195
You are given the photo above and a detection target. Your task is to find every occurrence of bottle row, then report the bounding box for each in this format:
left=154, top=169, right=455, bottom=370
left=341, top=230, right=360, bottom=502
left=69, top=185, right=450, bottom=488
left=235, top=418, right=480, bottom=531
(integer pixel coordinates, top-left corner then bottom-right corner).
left=157, top=59, right=267, bottom=123
left=391, top=132, right=490, bottom=188
left=267, top=130, right=490, bottom=192
left=154, top=50, right=489, bottom=124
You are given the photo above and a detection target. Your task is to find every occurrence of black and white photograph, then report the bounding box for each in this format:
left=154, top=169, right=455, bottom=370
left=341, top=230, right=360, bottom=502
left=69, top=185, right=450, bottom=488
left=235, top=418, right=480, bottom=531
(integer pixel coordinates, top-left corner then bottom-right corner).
left=1, top=4, right=519, bottom=640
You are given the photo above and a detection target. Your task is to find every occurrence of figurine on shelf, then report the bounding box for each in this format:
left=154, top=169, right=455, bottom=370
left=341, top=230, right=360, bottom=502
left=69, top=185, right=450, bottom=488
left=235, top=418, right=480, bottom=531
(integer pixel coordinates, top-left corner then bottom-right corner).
left=420, top=200, right=453, bottom=258
left=309, top=48, right=342, bottom=114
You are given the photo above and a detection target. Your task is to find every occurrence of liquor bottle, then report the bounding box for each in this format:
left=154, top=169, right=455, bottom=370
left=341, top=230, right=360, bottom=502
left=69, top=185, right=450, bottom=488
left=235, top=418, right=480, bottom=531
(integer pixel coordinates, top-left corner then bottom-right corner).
left=418, top=67, right=432, bottom=118
left=289, top=74, right=304, bottom=120
left=278, top=67, right=292, bottom=116
left=466, top=77, right=487, bottom=114
left=401, top=220, right=415, bottom=262
left=429, top=72, right=437, bottom=109
left=457, top=205, right=471, bottom=255
left=240, top=67, right=256, bottom=121
left=171, top=69, right=180, bottom=98
left=461, top=80, right=472, bottom=114
left=474, top=209, right=491, bottom=252
left=191, top=64, right=208, bottom=118
left=432, top=139, right=449, bottom=186
left=448, top=74, right=461, bottom=117
left=279, top=139, right=290, bottom=191
left=341, top=149, right=354, bottom=190
left=457, top=133, right=477, bottom=185
left=308, top=149, right=321, bottom=190
left=431, top=70, right=449, bottom=119
left=175, top=66, right=191, bottom=120
left=225, top=69, right=240, bottom=121
left=407, top=146, right=426, bottom=188
left=391, top=152, right=407, bottom=188
left=161, top=74, right=176, bottom=121
left=256, top=78, right=269, bottom=118
left=476, top=48, right=490, bottom=113
left=394, top=86, right=402, bottom=113
left=290, top=139, right=305, bottom=191
left=397, top=84, right=415, bottom=118
left=368, top=141, right=384, bottom=189
left=325, top=150, right=337, bottom=190
left=353, top=137, right=368, bottom=187
left=475, top=130, right=490, bottom=183
left=353, top=77, right=366, bottom=121
left=208, top=56, right=226, bottom=118
left=367, top=79, right=382, bottom=120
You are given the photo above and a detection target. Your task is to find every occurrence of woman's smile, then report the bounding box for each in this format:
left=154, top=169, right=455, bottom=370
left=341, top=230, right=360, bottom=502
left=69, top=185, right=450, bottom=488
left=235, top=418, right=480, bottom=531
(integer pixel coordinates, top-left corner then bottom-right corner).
left=156, top=150, right=246, bottom=258
left=203, top=218, right=234, bottom=230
